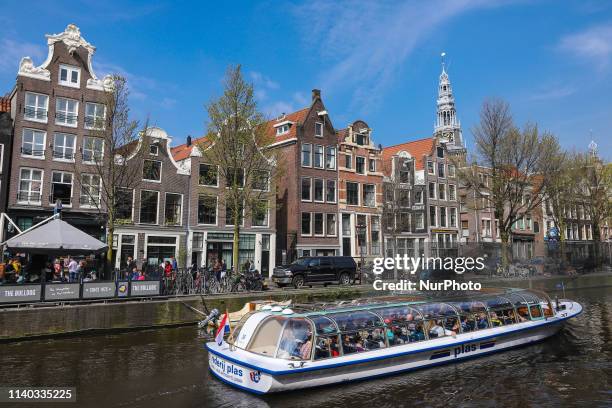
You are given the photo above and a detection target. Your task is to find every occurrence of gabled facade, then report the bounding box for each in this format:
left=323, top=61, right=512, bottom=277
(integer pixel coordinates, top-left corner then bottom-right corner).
left=171, top=136, right=277, bottom=276
left=382, top=139, right=429, bottom=258
left=337, top=120, right=383, bottom=262
left=6, top=24, right=112, bottom=238
left=267, top=89, right=339, bottom=263
left=112, top=127, right=190, bottom=269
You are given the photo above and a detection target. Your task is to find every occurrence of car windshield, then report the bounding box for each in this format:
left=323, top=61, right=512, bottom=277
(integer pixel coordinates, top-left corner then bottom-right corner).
left=291, top=258, right=310, bottom=266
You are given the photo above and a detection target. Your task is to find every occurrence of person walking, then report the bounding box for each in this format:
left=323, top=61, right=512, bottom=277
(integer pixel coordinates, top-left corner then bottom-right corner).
left=171, top=256, right=178, bottom=272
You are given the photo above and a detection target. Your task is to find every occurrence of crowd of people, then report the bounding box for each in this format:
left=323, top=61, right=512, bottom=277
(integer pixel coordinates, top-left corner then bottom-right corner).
left=0, top=255, right=99, bottom=284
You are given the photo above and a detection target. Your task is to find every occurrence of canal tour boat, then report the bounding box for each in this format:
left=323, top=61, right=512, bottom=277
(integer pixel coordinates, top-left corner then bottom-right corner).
left=206, top=289, right=582, bottom=394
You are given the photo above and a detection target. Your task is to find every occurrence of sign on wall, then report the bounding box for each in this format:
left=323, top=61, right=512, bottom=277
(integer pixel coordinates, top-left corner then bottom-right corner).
left=0, top=285, right=42, bottom=303
left=117, top=281, right=129, bottom=297
left=44, top=283, right=80, bottom=300
left=82, top=282, right=116, bottom=299
left=130, top=281, right=160, bottom=296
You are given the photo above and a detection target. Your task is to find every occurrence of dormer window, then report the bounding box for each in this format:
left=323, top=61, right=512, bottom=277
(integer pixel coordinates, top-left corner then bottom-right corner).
left=315, top=122, right=323, bottom=137
left=276, top=124, right=290, bottom=136
left=59, top=64, right=80, bottom=88
left=355, top=133, right=368, bottom=146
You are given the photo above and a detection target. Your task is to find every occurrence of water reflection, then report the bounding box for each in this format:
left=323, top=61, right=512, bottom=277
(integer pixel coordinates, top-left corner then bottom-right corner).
left=0, top=287, right=610, bottom=408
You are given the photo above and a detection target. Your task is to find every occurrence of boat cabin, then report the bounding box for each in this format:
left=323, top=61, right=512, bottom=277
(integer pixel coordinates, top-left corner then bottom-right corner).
left=227, top=289, right=555, bottom=361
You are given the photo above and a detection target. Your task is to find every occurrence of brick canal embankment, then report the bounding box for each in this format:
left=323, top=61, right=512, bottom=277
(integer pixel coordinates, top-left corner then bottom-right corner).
left=1, top=272, right=609, bottom=341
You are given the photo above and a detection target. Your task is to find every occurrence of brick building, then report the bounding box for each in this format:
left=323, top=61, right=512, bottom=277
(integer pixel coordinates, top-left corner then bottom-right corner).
left=267, top=90, right=339, bottom=263
left=171, top=136, right=277, bottom=276
left=112, top=127, right=190, bottom=269
left=336, top=120, right=383, bottom=262
left=0, top=97, right=12, bottom=213
left=5, top=24, right=112, bottom=238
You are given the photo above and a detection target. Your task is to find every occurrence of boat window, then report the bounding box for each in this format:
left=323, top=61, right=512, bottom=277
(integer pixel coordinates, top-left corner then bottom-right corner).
left=516, top=306, right=530, bottom=322
left=484, top=296, right=513, bottom=310
left=276, top=318, right=314, bottom=360
left=377, top=305, right=423, bottom=323
left=310, top=315, right=338, bottom=334
left=529, top=305, right=543, bottom=319
left=314, top=334, right=341, bottom=360
left=425, top=319, right=453, bottom=338
left=227, top=311, right=254, bottom=345
left=341, top=327, right=387, bottom=354
left=413, top=303, right=457, bottom=319
left=542, top=303, right=554, bottom=317
left=329, top=311, right=383, bottom=331
left=247, top=316, right=287, bottom=356
left=384, top=316, right=426, bottom=346
left=489, top=309, right=512, bottom=326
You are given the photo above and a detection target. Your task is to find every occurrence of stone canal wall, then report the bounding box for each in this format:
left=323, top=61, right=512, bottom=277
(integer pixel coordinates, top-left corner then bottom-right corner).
left=0, top=286, right=368, bottom=341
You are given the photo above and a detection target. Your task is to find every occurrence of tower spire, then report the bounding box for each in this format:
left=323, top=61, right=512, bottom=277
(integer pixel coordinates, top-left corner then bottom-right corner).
left=434, top=52, right=464, bottom=154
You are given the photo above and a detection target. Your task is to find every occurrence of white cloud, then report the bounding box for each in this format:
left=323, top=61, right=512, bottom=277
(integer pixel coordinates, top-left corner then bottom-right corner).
left=0, top=38, right=45, bottom=73
left=558, top=23, right=612, bottom=70
left=292, top=0, right=516, bottom=113
left=528, top=84, right=576, bottom=101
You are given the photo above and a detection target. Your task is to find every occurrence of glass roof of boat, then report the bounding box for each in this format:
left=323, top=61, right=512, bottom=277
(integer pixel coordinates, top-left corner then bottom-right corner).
left=277, top=288, right=552, bottom=319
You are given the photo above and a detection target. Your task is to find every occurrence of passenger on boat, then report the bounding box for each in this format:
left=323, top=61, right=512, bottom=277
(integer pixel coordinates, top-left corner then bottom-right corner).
left=460, top=315, right=476, bottom=332
left=428, top=320, right=454, bottom=338
left=477, top=313, right=489, bottom=329
left=490, top=312, right=503, bottom=327
left=299, top=333, right=313, bottom=360
left=505, top=309, right=517, bottom=324
left=516, top=307, right=530, bottom=322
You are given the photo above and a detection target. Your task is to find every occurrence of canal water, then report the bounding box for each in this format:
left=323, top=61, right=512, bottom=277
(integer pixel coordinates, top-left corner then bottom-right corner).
left=1, top=287, right=610, bottom=408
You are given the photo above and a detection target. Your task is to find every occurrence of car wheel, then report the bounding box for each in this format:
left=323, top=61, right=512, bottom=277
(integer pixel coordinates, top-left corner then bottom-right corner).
left=292, top=275, right=305, bottom=289
left=339, top=272, right=351, bottom=286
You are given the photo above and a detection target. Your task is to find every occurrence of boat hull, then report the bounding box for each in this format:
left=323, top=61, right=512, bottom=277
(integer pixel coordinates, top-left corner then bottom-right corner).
left=207, top=301, right=582, bottom=394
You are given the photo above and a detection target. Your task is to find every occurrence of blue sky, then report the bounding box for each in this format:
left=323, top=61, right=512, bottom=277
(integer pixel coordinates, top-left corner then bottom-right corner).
left=1, top=0, right=610, bottom=158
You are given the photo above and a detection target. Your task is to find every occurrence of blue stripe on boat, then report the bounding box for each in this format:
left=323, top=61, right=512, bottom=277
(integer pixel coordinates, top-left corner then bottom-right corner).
left=480, top=341, right=496, bottom=349
left=430, top=351, right=451, bottom=360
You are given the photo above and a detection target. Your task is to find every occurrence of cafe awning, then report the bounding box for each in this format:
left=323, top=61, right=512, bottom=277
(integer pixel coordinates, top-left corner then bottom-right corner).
left=4, top=218, right=107, bottom=255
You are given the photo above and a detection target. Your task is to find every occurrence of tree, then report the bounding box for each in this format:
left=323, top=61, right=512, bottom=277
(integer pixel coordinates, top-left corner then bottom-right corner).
left=72, top=75, right=147, bottom=273
left=458, top=99, right=558, bottom=244
left=200, top=65, right=283, bottom=270
left=573, top=152, right=612, bottom=242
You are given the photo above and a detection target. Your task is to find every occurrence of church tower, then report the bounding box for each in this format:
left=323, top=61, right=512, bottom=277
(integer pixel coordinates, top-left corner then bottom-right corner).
left=434, top=53, right=465, bottom=157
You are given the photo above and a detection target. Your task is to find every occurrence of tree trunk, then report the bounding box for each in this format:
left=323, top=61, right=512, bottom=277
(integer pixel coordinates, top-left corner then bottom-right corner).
left=106, top=222, right=114, bottom=280
left=233, top=215, right=240, bottom=273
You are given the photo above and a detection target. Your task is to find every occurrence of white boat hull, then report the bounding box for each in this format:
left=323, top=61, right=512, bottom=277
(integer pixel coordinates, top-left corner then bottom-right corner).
left=206, top=301, right=582, bottom=394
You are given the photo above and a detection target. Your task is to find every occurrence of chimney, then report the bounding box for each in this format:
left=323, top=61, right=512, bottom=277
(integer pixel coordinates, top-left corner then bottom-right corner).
left=312, top=89, right=321, bottom=101
left=186, top=135, right=192, bottom=146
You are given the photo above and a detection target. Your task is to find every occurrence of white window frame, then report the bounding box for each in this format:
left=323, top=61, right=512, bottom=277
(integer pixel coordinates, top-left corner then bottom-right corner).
left=326, top=179, right=337, bottom=203
left=143, top=159, right=163, bottom=183
left=21, top=128, right=46, bottom=159
left=225, top=200, right=245, bottom=227
left=415, top=213, right=424, bottom=229
left=344, top=152, right=353, bottom=169
left=276, top=124, right=289, bottom=136
left=24, top=92, right=48, bottom=123
left=325, top=146, right=336, bottom=170
left=449, top=184, right=456, bottom=201
left=55, top=97, right=79, bottom=128
left=84, top=102, right=106, bottom=130
left=301, top=177, right=312, bottom=202
left=315, top=122, right=324, bottom=138
left=427, top=160, right=435, bottom=175
left=139, top=189, right=160, bottom=225
left=428, top=182, right=436, bottom=200
left=326, top=213, right=337, bottom=237
left=50, top=170, right=74, bottom=207
left=301, top=143, right=312, bottom=167
left=414, top=189, right=424, bottom=204
left=197, top=194, right=218, bottom=226
left=314, top=145, right=324, bottom=168
left=356, top=156, right=366, bottom=175
left=438, top=183, right=446, bottom=200
left=82, top=136, right=105, bottom=164
left=58, top=64, right=81, bottom=88
left=17, top=167, right=43, bottom=205
left=115, top=187, right=135, bottom=222
left=313, top=178, right=324, bottom=203
left=368, top=158, right=376, bottom=172
left=313, top=212, right=325, bottom=237
left=450, top=207, right=458, bottom=228
left=346, top=181, right=360, bottom=206
left=79, top=173, right=102, bottom=209
left=439, top=207, right=447, bottom=227
left=430, top=206, right=437, bottom=227
left=252, top=199, right=269, bottom=228
left=448, top=164, right=456, bottom=178
left=301, top=212, right=312, bottom=236
left=363, top=184, right=376, bottom=208
left=437, top=162, right=446, bottom=178
left=199, top=163, right=219, bottom=187
left=164, top=192, right=183, bottom=226
left=52, top=132, right=77, bottom=162
left=0, top=143, right=3, bottom=171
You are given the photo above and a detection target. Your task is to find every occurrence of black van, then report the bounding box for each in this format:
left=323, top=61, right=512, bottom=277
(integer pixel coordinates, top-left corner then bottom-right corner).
left=272, top=256, right=357, bottom=288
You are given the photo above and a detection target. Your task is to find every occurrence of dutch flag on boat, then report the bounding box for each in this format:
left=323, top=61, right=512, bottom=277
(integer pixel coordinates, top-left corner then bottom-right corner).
left=216, top=311, right=230, bottom=346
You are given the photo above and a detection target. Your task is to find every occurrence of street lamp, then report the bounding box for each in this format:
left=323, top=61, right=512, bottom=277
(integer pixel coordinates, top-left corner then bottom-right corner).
left=355, top=223, right=367, bottom=284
